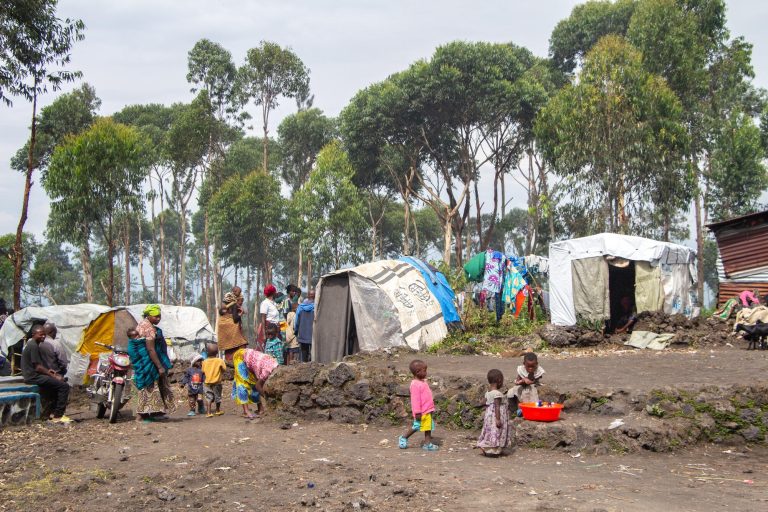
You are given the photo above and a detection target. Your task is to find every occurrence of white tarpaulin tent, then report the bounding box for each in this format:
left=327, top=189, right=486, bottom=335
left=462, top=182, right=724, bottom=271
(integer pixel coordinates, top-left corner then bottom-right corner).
left=0, top=304, right=215, bottom=364
left=549, top=233, right=698, bottom=326
left=313, top=260, right=448, bottom=363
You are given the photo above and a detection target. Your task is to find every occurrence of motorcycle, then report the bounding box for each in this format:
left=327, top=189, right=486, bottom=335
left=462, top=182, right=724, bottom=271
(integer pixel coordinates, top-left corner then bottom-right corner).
left=86, top=341, right=132, bottom=423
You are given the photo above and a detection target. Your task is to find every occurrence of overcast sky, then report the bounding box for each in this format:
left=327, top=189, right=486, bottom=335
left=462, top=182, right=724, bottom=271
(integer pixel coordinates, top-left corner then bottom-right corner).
left=2, top=0, right=767, bottom=242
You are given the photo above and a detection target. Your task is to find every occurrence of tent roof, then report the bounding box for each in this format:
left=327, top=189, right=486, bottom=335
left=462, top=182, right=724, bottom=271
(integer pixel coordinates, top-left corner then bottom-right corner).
left=0, top=304, right=214, bottom=357
left=549, top=233, right=695, bottom=264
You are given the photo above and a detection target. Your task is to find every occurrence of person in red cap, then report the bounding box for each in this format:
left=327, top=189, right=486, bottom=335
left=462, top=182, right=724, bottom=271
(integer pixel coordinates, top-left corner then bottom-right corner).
left=258, top=284, right=280, bottom=350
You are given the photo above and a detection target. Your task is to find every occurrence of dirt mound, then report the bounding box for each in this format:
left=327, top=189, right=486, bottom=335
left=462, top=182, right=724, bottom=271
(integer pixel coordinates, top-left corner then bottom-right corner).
left=538, top=312, right=734, bottom=349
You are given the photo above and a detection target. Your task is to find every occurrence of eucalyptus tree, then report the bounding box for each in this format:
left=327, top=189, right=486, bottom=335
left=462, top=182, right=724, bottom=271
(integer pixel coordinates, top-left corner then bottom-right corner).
left=11, top=83, right=101, bottom=300
left=291, top=142, right=366, bottom=280
left=45, top=118, right=151, bottom=306
left=113, top=102, right=178, bottom=302
left=278, top=108, right=337, bottom=192
left=165, top=92, right=217, bottom=306
left=535, top=35, right=687, bottom=234
left=1, top=0, right=84, bottom=308
left=239, top=41, right=310, bottom=171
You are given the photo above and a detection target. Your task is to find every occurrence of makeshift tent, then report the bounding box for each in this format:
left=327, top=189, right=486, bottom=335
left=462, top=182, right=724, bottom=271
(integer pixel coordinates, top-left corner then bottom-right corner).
left=549, top=234, right=698, bottom=326
left=399, top=257, right=461, bottom=326
left=0, top=304, right=215, bottom=372
left=313, top=260, right=458, bottom=363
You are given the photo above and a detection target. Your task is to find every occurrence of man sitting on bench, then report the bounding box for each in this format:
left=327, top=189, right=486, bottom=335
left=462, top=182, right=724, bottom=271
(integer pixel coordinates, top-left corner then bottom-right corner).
left=21, top=325, right=71, bottom=424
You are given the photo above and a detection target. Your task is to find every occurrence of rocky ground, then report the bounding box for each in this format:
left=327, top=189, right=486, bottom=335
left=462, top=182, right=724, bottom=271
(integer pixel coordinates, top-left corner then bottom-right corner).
left=1, top=338, right=767, bottom=511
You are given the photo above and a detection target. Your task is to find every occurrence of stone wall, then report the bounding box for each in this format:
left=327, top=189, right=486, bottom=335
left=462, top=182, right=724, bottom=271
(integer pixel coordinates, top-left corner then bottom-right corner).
left=262, top=361, right=768, bottom=453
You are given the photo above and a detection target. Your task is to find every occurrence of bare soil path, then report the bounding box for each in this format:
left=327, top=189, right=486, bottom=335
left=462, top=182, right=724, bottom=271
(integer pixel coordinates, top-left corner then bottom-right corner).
left=1, top=347, right=767, bottom=511
left=366, top=346, right=768, bottom=393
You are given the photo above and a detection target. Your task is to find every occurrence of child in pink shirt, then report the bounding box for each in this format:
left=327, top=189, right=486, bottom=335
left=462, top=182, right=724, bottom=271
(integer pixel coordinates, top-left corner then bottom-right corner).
left=398, top=359, right=438, bottom=451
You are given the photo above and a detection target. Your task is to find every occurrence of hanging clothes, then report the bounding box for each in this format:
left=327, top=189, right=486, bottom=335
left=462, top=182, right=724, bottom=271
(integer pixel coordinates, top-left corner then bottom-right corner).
left=502, top=260, right=527, bottom=306
left=464, top=252, right=487, bottom=282
left=482, top=250, right=504, bottom=295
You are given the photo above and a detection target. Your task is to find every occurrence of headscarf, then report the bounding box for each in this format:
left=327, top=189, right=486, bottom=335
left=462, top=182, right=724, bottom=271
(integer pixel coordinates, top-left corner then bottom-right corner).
left=264, top=284, right=276, bottom=297
left=143, top=304, right=161, bottom=317
left=223, top=292, right=237, bottom=308
left=190, top=354, right=203, bottom=366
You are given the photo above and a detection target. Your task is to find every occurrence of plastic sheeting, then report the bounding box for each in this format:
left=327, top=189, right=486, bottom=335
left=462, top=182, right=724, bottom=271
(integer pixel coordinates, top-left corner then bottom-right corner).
left=571, top=257, right=609, bottom=321
left=0, top=304, right=215, bottom=362
left=313, top=260, right=448, bottom=362
left=348, top=274, right=403, bottom=351
left=635, top=262, right=663, bottom=313
left=399, top=256, right=461, bottom=325
left=549, top=233, right=697, bottom=326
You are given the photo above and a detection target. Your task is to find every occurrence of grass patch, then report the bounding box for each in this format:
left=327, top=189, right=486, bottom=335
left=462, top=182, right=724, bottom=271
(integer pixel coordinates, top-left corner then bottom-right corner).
left=428, top=302, right=547, bottom=355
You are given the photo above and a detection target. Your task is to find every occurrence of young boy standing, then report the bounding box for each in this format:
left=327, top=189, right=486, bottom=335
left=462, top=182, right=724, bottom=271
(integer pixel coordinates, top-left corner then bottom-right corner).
left=180, top=354, right=205, bottom=416
left=399, top=359, right=438, bottom=451
left=201, top=343, right=226, bottom=417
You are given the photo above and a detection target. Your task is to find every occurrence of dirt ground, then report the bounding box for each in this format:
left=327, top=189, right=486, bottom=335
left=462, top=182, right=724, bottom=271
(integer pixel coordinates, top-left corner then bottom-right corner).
left=365, top=344, right=768, bottom=393
left=1, top=347, right=767, bottom=512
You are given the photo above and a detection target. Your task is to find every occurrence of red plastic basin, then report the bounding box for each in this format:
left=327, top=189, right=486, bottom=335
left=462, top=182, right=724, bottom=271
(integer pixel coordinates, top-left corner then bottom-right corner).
left=519, top=402, right=563, bottom=422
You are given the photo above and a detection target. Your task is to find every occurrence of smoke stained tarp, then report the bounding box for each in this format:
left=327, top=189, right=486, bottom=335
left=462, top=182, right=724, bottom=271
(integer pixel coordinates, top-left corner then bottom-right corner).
left=312, top=260, right=452, bottom=363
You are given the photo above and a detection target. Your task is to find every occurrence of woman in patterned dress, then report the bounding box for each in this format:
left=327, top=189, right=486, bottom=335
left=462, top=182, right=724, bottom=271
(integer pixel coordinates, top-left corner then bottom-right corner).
left=128, top=304, right=177, bottom=422
left=226, top=346, right=278, bottom=419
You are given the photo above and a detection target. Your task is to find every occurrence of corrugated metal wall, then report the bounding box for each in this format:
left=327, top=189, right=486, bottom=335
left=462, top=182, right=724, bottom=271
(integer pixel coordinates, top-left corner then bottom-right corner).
left=718, top=282, right=768, bottom=306
left=714, top=223, right=768, bottom=276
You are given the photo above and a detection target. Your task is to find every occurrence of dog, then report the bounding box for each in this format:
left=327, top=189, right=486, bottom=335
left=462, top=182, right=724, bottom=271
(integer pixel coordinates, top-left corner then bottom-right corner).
left=734, top=320, right=768, bottom=350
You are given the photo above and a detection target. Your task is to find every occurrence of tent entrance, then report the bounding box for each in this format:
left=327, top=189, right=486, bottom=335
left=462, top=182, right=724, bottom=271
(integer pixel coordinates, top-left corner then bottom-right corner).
left=313, top=274, right=355, bottom=362
left=608, top=259, right=636, bottom=329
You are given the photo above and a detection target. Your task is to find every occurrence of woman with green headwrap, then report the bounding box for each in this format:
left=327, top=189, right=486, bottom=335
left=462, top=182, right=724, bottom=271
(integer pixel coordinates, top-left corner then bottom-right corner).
left=128, top=304, right=177, bottom=422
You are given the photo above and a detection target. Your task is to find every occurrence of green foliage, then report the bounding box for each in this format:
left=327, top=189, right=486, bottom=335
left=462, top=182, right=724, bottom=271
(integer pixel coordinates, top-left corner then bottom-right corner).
left=0, top=233, right=37, bottom=301
left=278, top=108, right=338, bottom=192
left=0, top=0, right=85, bottom=106
left=706, top=111, right=767, bottom=221
left=549, top=0, right=636, bottom=73
left=208, top=171, right=283, bottom=270
left=44, top=117, right=151, bottom=304
left=238, top=40, right=310, bottom=170
left=536, top=34, right=688, bottom=235
left=291, top=141, right=367, bottom=273
left=186, top=38, right=241, bottom=122
left=11, top=83, right=100, bottom=174
left=428, top=302, right=547, bottom=356
left=28, top=239, right=82, bottom=304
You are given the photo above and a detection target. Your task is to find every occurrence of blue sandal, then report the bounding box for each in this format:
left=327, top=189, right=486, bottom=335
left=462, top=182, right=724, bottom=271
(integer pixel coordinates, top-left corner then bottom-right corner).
left=422, top=443, right=439, bottom=451
left=398, top=436, right=408, bottom=449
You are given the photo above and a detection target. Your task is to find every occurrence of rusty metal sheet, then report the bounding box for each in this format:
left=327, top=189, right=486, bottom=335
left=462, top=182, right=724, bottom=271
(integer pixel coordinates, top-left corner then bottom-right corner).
left=713, top=224, right=768, bottom=276
left=717, top=282, right=768, bottom=306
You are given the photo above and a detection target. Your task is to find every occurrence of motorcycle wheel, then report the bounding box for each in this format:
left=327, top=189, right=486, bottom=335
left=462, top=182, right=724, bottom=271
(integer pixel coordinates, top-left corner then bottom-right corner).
left=109, top=383, right=124, bottom=424
left=96, top=402, right=107, bottom=419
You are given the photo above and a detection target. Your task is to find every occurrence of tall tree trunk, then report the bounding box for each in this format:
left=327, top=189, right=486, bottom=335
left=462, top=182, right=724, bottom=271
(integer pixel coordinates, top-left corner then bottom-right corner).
left=179, top=208, right=187, bottom=306
left=442, top=215, right=452, bottom=265
left=306, top=255, right=312, bottom=291
left=107, top=220, right=114, bottom=307
left=694, top=163, right=705, bottom=307
left=138, top=212, right=147, bottom=296
left=12, top=86, right=39, bottom=310
left=204, top=214, right=211, bottom=320
left=474, top=180, right=482, bottom=252
left=262, top=108, right=269, bottom=173
left=297, top=242, right=303, bottom=289
left=160, top=210, right=166, bottom=304
left=124, top=219, right=131, bottom=305
left=501, top=174, right=506, bottom=220
left=213, top=251, right=221, bottom=311
left=80, top=240, right=94, bottom=302
left=150, top=191, right=158, bottom=300
left=402, top=198, right=411, bottom=255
